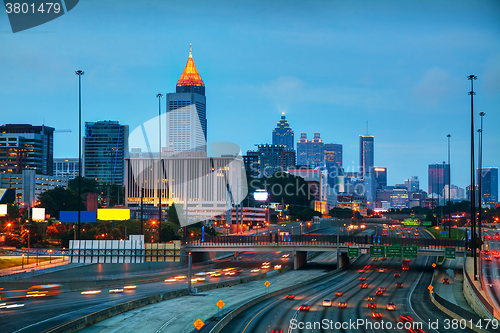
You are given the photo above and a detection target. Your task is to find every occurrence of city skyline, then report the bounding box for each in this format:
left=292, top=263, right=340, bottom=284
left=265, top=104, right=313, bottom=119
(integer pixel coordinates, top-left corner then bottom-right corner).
left=1, top=0, right=499, bottom=190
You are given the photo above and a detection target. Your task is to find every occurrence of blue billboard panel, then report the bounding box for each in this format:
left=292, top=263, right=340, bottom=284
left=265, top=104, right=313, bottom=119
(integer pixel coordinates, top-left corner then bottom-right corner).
left=60, top=211, right=97, bottom=223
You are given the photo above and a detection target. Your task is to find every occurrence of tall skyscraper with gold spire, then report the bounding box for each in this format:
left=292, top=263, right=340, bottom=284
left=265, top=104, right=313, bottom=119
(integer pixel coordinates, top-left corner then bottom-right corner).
left=166, top=44, right=207, bottom=152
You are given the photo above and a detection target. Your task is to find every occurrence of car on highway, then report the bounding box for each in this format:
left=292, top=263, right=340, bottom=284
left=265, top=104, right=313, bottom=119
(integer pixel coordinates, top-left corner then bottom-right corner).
left=372, top=258, right=378, bottom=262
left=376, top=290, right=384, bottom=296
left=322, top=299, right=332, bottom=307
left=360, top=283, right=368, bottom=289
left=386, top=302, right=396, bottom=310
left=299, top=304, right=310, bottom=311
left=367, top=296, right=375, bottom=301
left=408, top=328, right=425, bottom=333
left=381, top=257, right=387, bottom=260
left=358, top=269, right=365, bottom=273
left=359, top=276, right=367, bottom=281
left=394, top=273, right=401, bottom=278
left=378, top=268, right=385, bottom=272
left=335, top=291, right=343, bottom=296
left=285, top=294, right=295, bottom=300
left=368, top=302, right=377, bottom=309
left=271, top=328, right=283, bottom=333
left=379, top=287, right=386, bottom=292
left=371, top=312, right=383, bottom=319
left=443, top=278, right=450, bottom=284
left=395, top=283, right=403, bottom=288
left=399, top=315, right=413, bottom=324
left=338, top=301, right=347, bottom=308
left=485, top=256, right=492, bottom=261
left=250, top=268, right=260, bottom=273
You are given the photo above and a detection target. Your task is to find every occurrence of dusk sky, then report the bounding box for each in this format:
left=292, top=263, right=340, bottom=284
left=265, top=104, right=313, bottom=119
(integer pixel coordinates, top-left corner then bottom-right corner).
left=1, top=0, right=499, bottom=190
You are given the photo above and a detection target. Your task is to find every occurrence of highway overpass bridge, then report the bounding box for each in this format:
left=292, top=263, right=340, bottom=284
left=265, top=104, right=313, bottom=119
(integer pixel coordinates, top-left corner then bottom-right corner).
left=184, top=235, right=466, bottom=269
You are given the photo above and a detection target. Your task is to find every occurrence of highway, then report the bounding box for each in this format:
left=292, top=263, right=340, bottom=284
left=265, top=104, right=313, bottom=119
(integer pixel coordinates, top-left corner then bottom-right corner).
left=220, top=254, right=476, bottom=333
left=483, top=228, right=500, bottom=314
left=0, top=251, right=291, bottom=333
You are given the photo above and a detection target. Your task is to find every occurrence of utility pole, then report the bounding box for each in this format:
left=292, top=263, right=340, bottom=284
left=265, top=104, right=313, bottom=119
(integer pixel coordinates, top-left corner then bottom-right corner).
left=478, top=112, right=485, bottom=246
left=75, top=70, right=84, bottom=240
left=157, top=93, right=163, bottom=243
left=468, top=74, right=477, bottom=280
left=140, top=188, right=144, bottom=235
left=447, top=134, right=451, bottom=238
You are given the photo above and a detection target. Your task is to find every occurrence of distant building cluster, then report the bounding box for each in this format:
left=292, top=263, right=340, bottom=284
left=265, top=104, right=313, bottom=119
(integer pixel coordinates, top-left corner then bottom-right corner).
left=1, top=45, right=498, bottom=216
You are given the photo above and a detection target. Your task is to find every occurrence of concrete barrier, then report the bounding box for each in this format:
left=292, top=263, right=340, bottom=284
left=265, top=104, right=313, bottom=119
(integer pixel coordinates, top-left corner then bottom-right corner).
left=429, top=291, right=491, bottom=333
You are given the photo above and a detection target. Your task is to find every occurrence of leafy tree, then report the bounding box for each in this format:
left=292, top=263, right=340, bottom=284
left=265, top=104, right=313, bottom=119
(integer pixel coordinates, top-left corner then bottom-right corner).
left=329, top=208, right=355, bottom=219
left=37, top=187, right=81, bottom=219
left=167, top=205, right=180, bottom=226
left=68, top=176, right=99, bottom=194
left=294, top=208, right=321, bottom=221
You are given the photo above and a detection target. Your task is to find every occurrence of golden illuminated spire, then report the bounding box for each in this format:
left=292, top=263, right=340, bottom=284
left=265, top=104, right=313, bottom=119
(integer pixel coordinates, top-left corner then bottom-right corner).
left=177, top=44, right=204, bottom=87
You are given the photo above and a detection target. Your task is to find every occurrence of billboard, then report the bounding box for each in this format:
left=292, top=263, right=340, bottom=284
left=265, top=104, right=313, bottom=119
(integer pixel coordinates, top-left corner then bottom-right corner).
left=97, top=208, right=130, bottom=221
left=60, top=211, right=97, bottom=223
left=0, top=204, right=7, bottom=216
left=32, top=208, right=46, bottom=221
left=0, top=189, right=15, bottom=203
left=253, top=190, right=269, bottom=201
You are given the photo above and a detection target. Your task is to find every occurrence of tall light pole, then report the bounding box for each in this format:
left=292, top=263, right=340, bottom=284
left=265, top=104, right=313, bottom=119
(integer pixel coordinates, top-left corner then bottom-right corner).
left=447, top=134, right=451, bottom=238
left=442, top=161, right=446, bottom=228
left=75, top=70, right=84, bottom=241
left=467, top=74, right=477, bottom=280
left=156, top=93, right=163, bottom=243
left=478, top=111, right=485, bottom=246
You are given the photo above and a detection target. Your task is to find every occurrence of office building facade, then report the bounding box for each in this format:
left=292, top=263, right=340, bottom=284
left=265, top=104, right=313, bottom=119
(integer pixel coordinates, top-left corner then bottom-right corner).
left=53, top=158, right=79, bottom=181
left=478, top=167, right=498, bottom=207
left=428, top=163, right=450, bottom=197
left=272, top=113, right=294, bottom=151
left=254, top=144, right=295, bottom=177
left=84, top=120, right=129, bottom=185
left=296, top=132, right=324, bottom=167
left=405, top=176, right=419, bottom=192
left=166, top=45, right=207, bottom=153
left=372, top=167, right=387, bottom=190
left=359, top=135, right=374, bottom=178
left=0, top=124, right=54, bottom=175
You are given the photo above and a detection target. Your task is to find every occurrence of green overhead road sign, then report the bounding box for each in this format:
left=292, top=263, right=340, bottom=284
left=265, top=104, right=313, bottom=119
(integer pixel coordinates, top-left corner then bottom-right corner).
left=348, top=247, right=359, bottom=257
left=444, top=247, right=456, bottom=259
left=402, top=246, right=418, bottom=258
left=370, top=246, right=385, bottom=258
left=423, top=221, right=432, bottom=226
left=386, top=245, right=402, bottom=258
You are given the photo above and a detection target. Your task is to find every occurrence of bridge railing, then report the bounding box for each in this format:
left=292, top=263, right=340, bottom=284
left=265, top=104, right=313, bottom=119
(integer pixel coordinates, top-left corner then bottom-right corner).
left=187, top=235, right=466, bottom=249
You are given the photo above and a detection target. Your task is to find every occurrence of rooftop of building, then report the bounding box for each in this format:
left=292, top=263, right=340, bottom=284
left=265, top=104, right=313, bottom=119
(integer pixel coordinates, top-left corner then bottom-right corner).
left=177, top=44, right=204, bottom=88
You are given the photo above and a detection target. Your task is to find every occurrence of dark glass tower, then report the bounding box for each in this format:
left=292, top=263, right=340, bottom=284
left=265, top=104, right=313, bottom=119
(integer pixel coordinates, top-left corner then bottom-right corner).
left=272, top=113, right=294, bottom=151
left=359, top=135, right=374, bottom=178
left=428, top=163, right=450, bottom=197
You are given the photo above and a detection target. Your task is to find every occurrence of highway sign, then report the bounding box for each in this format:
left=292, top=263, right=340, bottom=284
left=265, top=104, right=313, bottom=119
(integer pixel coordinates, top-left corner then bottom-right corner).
left=423, top=221, right=432, bottom=226
left=386, top=245, right=402, bottom=258
left=402, top=245, right=418, bottom=258
left=432, top=263, right=436, bottom=268
left=369, top=245, right=385, bottom=257
left=193, top=318, right=205, bottom=330
left=348, top=247, right=359, bottom=257
left=444, top=247, right=456, bottom=259
left=264, top=280, right=271, bottom=288
left=216, top=299, right=225, bottom=309
left=361, top=249, right=368, bottom=254
left=428, top=285, right=434, bottom=293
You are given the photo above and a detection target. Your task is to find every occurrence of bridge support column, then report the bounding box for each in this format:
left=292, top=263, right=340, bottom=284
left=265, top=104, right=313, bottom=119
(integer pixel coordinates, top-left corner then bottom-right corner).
left=338, top=252, right=349, bottom=268
left=294, top=251, right=307, bottom=270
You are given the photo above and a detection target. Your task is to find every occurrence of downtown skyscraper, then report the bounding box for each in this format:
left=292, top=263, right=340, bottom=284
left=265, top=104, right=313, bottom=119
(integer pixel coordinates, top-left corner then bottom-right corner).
left=272, top=113, right=294, bottom=151
left=428, top=163, right=450, bottom=197
left=359, top=135, right=374, bottom=178
left=478, top=167, right=498, bottom=207
left=297, top=133, right=324, bottom=167
left=166, top=44, right=207, bottom=153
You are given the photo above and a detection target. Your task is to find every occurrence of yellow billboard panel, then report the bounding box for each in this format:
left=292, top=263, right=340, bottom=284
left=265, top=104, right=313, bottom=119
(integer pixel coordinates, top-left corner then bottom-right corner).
left=97, top=209, right=130, bottom=221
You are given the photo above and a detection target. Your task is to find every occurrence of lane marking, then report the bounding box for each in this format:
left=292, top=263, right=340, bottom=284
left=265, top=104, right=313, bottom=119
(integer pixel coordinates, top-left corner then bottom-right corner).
left=155, top=314, right=178, bottom=333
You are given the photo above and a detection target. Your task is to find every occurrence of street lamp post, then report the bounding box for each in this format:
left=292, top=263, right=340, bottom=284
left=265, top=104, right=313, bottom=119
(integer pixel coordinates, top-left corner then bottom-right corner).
left=22, top=254, right=24, bottom=269
left=467, top=74, right=477, bottom=280
left=75, top=70, right=84, bottom=241
left=157, top=93, right=163, bottom=243
left=49, top=249, right=52, bottom=263
left=442, top=161, right=446, bottom=228
left=447, top=134, right=451, bottom=238
left=478, top=112, right=485, bottom=246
